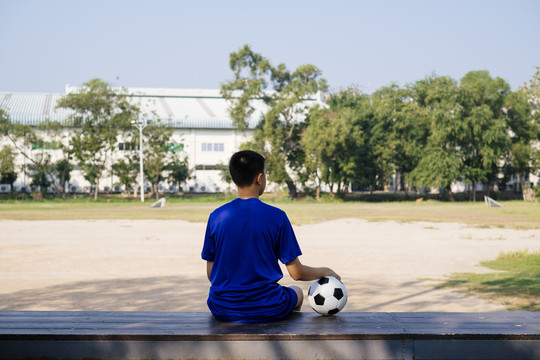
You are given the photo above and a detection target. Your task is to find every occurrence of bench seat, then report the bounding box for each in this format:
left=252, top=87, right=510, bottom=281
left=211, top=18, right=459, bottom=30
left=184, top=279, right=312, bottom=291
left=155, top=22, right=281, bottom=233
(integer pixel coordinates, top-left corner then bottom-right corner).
left=1, top=311, right=539, bottom=359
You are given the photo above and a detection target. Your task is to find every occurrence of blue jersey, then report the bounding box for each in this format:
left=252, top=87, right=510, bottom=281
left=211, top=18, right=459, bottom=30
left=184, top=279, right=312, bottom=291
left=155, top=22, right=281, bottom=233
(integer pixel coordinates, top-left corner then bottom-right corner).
left=201, top=198, right=302, bottom=322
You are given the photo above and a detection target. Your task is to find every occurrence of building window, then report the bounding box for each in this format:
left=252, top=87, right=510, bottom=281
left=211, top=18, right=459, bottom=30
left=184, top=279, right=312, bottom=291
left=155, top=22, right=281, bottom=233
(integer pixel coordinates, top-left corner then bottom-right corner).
left=31, top=141, right=59, bottom=150
left=119, top=142, right=137, bottom=151
left=195, top=164, right=218, bottom=170
left=202, top=143, right=224, bottom=152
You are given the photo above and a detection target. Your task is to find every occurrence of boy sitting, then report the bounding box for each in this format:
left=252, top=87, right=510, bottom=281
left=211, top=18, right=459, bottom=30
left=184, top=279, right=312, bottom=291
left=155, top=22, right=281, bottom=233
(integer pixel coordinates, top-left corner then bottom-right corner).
left=202, top=150, right=340, bottom=322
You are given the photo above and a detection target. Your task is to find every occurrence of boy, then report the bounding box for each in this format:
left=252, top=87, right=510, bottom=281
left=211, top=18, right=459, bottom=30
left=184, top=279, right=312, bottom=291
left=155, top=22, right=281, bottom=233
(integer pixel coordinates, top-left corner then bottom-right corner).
left=202, top=150, right=340, bottom=322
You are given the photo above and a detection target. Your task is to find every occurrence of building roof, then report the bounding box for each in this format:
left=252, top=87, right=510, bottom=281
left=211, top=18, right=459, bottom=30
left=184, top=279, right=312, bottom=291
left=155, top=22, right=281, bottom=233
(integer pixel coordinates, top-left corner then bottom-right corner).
left=1, top=87, right=322, bottom=130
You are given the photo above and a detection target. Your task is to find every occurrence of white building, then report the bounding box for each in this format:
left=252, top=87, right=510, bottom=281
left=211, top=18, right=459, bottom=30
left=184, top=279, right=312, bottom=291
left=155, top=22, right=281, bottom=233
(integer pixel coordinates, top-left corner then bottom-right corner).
left=0, top=86, right=321, bottom=194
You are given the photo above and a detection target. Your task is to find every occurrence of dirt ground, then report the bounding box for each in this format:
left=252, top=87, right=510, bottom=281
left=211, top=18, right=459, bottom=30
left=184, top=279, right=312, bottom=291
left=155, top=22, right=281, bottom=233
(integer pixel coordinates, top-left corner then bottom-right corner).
left=1, top=218, right=539, bottom=313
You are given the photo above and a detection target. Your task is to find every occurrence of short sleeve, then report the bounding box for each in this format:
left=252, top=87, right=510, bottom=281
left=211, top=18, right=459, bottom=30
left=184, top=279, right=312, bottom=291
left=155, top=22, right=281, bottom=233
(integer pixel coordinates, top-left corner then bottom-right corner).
left=201, top=215, right=216, bottom=261
left=276, top=215, right=302, bottom=264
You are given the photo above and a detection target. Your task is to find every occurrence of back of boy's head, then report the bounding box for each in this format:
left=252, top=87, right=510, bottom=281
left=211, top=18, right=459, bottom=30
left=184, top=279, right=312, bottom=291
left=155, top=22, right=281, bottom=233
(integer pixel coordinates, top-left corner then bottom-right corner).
left=229, top=150, right=265, bottom=187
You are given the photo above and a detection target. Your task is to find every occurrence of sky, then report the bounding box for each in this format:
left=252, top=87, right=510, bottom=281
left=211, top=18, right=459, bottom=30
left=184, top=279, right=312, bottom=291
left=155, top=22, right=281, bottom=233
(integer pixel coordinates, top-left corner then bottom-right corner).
left=1, top=0, right=539, bottom=94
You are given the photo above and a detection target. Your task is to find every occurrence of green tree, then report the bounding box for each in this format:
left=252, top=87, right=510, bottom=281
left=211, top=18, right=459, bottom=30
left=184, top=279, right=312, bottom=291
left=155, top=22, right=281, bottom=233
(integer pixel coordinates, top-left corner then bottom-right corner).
left=37, top=120, right=74, bottom=198
left=458, top=71, right=511, bottom=201
left=167, top=157, right=191, bottom=193
left=504, top=90, right=538, bottom=193
left=215, top=162, right=232, bottom=192
left=57, top=79, right=138, bottom=200
left=53, top=158, right=73, bottom=194
left=0, top=146, right=17, bottom=186
left=369, top=84, right=408, bottom=191
left=1, top=110, right=70, bottom=196
left=393, top=85, right=431, bottom=192
left=111, top=158, right=138, bottom=194
left=302, top=88, right=372, bottom=198
left=408, top=75, right=463, bottom=199
left=505, top=67, right=540, bottom=195
left=221, top=45, right=327, bottom=198
left=29, top=164, right=51, bottom=195
left=142, top=120, right=176, bottom=199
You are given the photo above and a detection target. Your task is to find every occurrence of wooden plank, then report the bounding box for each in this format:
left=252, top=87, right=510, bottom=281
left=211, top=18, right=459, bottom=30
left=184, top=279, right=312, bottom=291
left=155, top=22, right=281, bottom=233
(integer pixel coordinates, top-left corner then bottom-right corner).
left=391, top=312, right=540, bottom=337
left=0, top=312, right=404, bottom=341
left=1, top=312, right=540, bottom=359
left=1, top=311, right=539, bottom=340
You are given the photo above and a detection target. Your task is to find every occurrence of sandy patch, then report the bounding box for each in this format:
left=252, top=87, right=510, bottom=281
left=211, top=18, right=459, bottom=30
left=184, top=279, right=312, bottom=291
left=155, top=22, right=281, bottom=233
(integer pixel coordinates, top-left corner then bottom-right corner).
left=1, top=219, right=539, bottom=312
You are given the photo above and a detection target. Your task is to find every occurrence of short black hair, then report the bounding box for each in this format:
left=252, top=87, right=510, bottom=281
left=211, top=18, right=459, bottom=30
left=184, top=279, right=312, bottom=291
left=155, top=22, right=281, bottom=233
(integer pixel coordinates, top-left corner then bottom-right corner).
left=229, top=150, right=265, bottom=187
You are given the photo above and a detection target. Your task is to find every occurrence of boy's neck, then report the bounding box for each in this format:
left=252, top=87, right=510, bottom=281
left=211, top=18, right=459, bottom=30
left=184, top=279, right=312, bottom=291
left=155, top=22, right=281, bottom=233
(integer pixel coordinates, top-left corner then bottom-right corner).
left=236, top=186, right=260, bottom=199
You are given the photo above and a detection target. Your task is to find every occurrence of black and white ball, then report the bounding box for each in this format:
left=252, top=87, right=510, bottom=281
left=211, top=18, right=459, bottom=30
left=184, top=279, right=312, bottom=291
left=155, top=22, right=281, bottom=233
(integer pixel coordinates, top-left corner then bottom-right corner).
left=308, top=276, right=348, bottom=315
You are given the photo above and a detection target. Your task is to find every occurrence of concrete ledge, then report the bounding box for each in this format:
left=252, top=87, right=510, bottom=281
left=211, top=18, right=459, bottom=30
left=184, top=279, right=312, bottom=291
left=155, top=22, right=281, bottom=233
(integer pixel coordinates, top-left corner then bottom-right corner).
left=1, top=311, right=540, bottom=359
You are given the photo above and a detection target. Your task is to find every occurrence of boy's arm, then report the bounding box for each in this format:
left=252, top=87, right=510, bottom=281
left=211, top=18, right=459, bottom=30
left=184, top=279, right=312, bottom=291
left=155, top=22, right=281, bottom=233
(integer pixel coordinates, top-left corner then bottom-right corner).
left=206, top=261, right=213, bottom=281
left=285, top=258, right=341, bottom=281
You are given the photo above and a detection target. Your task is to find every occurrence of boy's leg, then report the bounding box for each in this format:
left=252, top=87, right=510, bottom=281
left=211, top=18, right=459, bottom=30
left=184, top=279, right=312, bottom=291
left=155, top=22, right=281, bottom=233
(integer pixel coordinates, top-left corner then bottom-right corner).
left=289, top=285, right=303, bottom=311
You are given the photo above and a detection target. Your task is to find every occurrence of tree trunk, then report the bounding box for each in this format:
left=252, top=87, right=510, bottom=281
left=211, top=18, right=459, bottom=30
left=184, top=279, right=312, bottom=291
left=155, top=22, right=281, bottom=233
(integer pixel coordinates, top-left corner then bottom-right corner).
left=445, top=185, right=454, bottom=201
left=315, top=185, right=321, bottom=201
left=93, top=179, right=99, bottom=201
left=285, top=180, right=297, bottom=199
left=399, top=172, right=406, bottom=193
left=472, top=181, right=477, bottom=202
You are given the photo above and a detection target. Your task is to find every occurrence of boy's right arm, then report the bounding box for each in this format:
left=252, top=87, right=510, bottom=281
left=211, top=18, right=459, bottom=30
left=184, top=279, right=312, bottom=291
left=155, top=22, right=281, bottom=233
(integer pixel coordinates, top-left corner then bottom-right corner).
left=285, top=258, right=341, bottom=282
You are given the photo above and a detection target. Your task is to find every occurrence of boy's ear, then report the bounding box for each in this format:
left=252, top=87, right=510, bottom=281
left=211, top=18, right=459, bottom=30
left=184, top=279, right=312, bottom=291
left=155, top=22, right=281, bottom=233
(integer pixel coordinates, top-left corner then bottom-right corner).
left=254, top=172, right=264, bottom=185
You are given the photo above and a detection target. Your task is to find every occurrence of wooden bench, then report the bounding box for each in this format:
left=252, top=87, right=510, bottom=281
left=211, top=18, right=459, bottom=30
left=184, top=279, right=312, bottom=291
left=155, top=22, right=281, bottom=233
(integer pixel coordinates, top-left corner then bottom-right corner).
left=1, top=311, right=539, bottom=359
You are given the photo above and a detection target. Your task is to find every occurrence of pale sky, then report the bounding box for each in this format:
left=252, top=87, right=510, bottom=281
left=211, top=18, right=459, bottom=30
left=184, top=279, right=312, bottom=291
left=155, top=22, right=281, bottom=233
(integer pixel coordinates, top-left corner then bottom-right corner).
left=1, top=0, right=539, bottom=94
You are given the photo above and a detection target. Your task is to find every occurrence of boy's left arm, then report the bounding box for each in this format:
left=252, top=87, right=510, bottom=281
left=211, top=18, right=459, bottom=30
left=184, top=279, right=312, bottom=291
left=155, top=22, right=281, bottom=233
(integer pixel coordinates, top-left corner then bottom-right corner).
left=206, top=261, right=213, bottom=281
left=286, top=258, right=340, bottom=281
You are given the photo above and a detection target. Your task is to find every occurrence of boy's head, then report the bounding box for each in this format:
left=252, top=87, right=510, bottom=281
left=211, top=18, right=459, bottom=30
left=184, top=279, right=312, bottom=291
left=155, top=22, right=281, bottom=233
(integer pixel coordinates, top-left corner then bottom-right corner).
left=229, top=150, right=265, bottom=187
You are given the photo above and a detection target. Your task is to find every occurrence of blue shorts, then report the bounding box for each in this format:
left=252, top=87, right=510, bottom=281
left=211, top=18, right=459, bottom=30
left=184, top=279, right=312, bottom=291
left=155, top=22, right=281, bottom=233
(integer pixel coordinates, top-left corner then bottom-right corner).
left=208, top=285, right=298, bottom=323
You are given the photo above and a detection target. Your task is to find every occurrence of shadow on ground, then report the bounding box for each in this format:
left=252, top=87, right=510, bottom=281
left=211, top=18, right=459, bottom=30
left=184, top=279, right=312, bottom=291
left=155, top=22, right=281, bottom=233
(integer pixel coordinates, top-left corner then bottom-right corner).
left=0, top=276, right=210, bottom=311
left=0, top=275, right=499, bottom=312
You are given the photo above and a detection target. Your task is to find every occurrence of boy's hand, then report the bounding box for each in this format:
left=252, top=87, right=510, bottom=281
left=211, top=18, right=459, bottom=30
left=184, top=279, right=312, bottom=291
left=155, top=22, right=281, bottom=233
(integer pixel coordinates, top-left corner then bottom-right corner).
left=327, top=269, right=341, bottom=281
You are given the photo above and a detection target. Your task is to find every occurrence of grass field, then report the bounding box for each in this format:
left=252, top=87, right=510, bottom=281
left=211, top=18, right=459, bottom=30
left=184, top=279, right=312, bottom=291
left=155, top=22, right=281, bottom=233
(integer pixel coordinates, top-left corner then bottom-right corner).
left=0, top=196, right=539, bottom=229
left=439, top=250, right=540, bottom=311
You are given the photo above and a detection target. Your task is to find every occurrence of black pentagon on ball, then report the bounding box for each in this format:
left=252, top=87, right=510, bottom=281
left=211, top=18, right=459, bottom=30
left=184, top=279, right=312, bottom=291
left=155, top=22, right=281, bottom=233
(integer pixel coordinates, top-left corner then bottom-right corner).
left=333, top=288, right=344, bottom=300
left=318, top=277, right=330, bottom=285
left=328, top=308, right=340, bottom=315
left=314, top=294, right=325, bottom=306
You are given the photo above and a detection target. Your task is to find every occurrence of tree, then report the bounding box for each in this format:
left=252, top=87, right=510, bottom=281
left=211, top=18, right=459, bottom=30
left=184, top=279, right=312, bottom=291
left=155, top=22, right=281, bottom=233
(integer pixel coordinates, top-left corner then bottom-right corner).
left=1, top=110, right=70, bottom=196
left=29, top=163, right=51, bottom=195
left=142, top=120, right=176, bottom=199
left=0, top=146, right=17, bottom=187
left=111, top=158, right=138, bottom=194
left=221, top=45, right=327, bottom=198
left=167, top=157, right=191, bottom=193
left=369, top=84, right=407, bottom=192
left=36, top=120, right=74, bottom=198
left=522, top=66, right=540, bottom=112
left=53, top=158, right=73, bottom=194
left=410, top=72, right=511, bottom=201
left=56, top=79, right=138, bottom=200
left=215, top=162, right=233, bottom=192
left=504, top=90, right=538, bottom=193
left=505, top=67, right=540, bottom=196
left=302, top=88, right=371, bottom=198
left=408, top=75, right=463, bottom=199
left=458, top=71, right=511, bottom=201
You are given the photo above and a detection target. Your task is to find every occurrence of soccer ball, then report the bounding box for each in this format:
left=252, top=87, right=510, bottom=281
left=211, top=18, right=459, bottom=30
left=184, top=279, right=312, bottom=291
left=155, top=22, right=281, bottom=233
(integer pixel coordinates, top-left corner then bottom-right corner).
left=308, top=276, right=348, bottom=315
